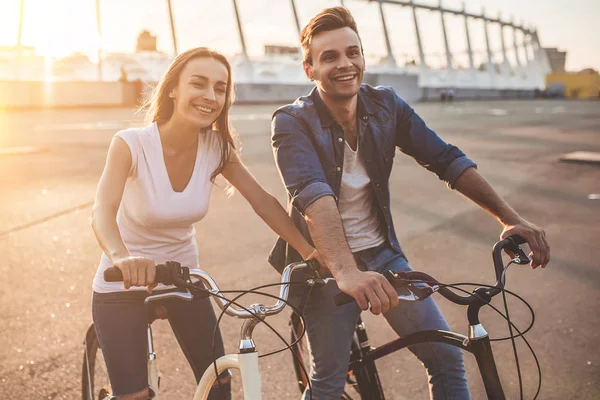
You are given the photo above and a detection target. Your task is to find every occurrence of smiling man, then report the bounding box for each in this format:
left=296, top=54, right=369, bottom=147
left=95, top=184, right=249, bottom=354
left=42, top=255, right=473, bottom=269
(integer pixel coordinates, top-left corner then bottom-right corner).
left=269, top=6, right=550, bottom=400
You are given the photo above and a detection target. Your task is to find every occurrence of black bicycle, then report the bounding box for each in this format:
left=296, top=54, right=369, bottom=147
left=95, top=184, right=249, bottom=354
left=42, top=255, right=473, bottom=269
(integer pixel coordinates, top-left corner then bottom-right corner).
left=290, top=235, right=540, bottom=400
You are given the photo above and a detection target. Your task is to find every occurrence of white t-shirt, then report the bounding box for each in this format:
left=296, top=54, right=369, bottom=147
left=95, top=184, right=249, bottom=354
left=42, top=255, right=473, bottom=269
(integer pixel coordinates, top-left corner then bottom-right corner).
left=338, top=140, right=385, bottom=253
left=92, top=122, right=223, bottom=293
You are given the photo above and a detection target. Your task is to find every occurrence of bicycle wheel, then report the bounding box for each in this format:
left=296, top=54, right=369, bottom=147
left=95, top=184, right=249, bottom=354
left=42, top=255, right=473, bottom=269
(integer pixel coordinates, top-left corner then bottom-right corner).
left=289, top=313, right=355, bottom=400
left=82, top=324, right=113, bottom=400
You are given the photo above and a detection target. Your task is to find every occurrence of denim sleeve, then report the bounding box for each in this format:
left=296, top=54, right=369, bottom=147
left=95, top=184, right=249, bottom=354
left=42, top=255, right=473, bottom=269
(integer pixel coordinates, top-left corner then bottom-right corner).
left=271, top=111, right=336, bottom=215
left=394, top=93, right=477, bottom=188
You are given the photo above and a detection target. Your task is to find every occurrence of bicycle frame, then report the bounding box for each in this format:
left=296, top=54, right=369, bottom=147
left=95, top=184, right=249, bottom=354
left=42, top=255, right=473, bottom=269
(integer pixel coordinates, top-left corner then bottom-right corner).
left=193, top=352, right=261, bottom=400
left=350, top=324, right=505, bottom=400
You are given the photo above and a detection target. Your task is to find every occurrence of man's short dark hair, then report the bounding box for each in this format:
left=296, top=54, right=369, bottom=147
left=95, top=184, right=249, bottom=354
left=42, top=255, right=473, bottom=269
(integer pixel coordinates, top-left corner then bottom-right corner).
left=300, top=6, right=363, bottom=65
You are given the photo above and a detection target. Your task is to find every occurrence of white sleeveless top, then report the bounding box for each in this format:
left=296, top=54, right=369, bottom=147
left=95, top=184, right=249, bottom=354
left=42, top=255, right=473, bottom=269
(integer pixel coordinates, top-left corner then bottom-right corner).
left=92, top=122, right=223, bottom=293
left=338, top=140, right=385, bottom=253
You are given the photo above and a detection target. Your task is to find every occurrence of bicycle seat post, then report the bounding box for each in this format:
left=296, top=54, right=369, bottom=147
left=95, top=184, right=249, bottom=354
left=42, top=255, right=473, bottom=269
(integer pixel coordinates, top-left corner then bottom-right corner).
left=239, top=304, right=267, bottom=353
left=147, top=324, right=156, bottom=361
left=146, top=322, right=162, bottom=394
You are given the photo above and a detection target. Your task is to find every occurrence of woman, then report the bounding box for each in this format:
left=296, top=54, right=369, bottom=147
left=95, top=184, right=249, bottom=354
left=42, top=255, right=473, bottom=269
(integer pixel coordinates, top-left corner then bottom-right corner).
left=91, top=47, right=319, bottom=400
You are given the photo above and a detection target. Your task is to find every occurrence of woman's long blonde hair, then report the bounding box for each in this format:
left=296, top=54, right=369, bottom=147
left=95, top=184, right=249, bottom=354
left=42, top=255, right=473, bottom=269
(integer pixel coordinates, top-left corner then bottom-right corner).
left=142, top=47, right=237, bottom=182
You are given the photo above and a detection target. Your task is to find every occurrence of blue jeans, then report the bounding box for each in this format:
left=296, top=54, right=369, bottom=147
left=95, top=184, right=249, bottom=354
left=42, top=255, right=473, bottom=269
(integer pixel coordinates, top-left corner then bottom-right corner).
left=92, top=288, right=231, bottom=399
left=300, top=243, right=470, bottom=400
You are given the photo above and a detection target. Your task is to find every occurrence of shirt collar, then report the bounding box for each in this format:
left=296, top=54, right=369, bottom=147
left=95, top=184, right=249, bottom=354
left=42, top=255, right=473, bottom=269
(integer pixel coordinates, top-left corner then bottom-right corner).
left=312, top=86, right=376, bottom=128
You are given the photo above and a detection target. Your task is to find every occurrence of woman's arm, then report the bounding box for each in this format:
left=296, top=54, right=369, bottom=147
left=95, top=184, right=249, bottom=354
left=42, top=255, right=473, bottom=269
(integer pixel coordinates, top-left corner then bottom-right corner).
left=91, top=136, right=131, bottom=261
left=220, top=151, right=316, bottom=260
left=91, top=136, right=155, bottom=289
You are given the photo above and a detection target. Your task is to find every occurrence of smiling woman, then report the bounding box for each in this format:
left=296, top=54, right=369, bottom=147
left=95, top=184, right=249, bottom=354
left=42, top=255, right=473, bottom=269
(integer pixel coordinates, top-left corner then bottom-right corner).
left=86, top=45, right=321, bottom=399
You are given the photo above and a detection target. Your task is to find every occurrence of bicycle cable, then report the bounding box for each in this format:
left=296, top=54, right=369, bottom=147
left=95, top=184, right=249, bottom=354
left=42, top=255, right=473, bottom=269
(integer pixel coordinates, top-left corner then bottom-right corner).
left=178, top=280, right=314, bottom=400
left=183, top=282, right=308, bottom=399
left=226, top=277, right=536, bottom=400
left=216, top=284, right=317, bottom=399
left=416, top=280, right=536, bottom=341
left=218, top=289, right=309, bottom=358
left=406, top=275, right=541, bottom=400
left=450, top=280, right=539, bottom=400
left=178, top=271, right=540, bottom=400
left=502, top=261, right=524, bottom=400
left=213, top=283, right=315, bottom=398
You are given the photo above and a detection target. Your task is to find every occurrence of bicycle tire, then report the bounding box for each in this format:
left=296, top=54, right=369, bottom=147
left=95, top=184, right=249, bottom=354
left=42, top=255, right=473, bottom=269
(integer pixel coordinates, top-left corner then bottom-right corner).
left=290, top=313, right=310, bottom=394
left=82, top=324, right=113, bottom=400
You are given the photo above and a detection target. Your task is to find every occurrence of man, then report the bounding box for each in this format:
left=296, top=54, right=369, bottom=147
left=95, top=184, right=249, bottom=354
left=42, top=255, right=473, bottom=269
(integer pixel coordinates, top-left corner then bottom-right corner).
left=269, top=7, right=550, bottom=400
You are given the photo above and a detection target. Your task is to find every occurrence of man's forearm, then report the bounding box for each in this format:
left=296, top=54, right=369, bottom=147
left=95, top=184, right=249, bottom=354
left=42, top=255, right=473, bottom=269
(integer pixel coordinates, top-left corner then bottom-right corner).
left=304, top=195, right=358, bottom=276
left=454, top=167, right=521, bottom=225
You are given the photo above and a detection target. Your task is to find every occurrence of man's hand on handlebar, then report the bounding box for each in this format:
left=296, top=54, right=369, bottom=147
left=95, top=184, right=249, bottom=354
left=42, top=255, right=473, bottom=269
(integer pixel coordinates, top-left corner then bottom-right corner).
left=500, top=218, right=550, bottom=269
left=335, top=269, right=399, bottom=315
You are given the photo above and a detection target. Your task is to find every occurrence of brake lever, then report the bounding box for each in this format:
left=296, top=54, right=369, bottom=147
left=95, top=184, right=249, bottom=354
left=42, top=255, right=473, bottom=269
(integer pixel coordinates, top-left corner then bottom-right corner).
left=384, top=270, right=438, bottom=302
left=306, top=277, right=335, bottom=287
left=403, top=284, right=437, bottom=301
left=144, top=290, right=194, bottom=304
left=505, top=238, right=531, bottom=265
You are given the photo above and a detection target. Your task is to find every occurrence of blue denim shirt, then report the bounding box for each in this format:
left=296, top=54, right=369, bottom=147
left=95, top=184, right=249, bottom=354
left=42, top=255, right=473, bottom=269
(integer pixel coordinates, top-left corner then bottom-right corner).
left=268, top=84, right=477, bottom=272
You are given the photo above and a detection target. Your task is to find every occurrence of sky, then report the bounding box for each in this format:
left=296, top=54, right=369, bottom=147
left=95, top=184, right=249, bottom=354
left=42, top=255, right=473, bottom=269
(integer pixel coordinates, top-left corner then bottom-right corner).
left=0, top=0, right=598, bottom=71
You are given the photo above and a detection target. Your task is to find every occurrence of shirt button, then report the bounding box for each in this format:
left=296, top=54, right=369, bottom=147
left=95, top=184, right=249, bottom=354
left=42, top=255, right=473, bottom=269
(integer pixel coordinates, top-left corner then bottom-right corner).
left=383, top=205, right=388, bottom=210
left=337, top=137, right=343, bottom=143
left=336, top=166, right=342, bottom=172
left=375, top=183, right=380, bottom=188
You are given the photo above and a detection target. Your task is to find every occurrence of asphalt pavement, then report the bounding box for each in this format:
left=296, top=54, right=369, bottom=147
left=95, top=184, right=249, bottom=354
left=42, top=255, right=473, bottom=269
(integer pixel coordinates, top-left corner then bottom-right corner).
left=0, top=99, right=599, bottom=399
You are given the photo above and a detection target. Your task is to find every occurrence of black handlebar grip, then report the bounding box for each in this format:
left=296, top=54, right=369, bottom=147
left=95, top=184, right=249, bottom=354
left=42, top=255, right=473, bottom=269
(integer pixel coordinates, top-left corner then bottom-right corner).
left=103, top=263, right=180, bottom=285
left=104, top=267, right=124, bottom=282
left=505, top=235, right=530, bottom=265
left=306, top=259, right=321, bottom=275
left=509, top=235, right=526, bottom=246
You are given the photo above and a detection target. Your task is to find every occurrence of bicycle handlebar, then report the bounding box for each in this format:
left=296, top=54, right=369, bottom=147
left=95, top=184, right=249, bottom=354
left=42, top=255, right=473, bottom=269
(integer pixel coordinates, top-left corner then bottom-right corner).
left=104, top=260, right=319, bottom=319
left=333, top=235, right=529, bottom=307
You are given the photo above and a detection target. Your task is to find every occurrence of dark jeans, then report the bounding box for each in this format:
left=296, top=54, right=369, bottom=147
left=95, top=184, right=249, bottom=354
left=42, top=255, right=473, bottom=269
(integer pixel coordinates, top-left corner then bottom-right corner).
left=92, top=288, right=231, bottom=399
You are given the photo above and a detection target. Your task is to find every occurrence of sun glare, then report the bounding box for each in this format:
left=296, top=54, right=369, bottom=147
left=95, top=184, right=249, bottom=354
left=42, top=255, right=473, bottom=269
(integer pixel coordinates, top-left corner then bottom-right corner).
left=36, top=42, right=73, bottom=59
left=0, top=0, right=99, bottom=60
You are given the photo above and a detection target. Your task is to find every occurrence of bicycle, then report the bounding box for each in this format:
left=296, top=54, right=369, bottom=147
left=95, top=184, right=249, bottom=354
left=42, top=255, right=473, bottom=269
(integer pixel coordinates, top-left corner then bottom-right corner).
left=289, top=235, right=541, bottom=400
left=82, top=260, right=318, bottom=400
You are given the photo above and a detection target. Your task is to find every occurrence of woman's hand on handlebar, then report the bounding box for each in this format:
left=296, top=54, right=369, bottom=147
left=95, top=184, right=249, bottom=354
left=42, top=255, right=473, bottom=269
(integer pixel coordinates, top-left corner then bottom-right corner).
left=501, top=218, right=550, bottom=269
left=304, top=248, right=328, bottom=276
left=112, top=256, right=157, bottom=292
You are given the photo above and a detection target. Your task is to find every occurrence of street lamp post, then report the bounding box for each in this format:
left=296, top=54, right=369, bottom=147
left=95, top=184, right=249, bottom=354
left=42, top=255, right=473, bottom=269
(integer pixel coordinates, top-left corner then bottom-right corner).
left=96, top=0, right=103, bottom=81
left=166, top=0, right=178, bottom=55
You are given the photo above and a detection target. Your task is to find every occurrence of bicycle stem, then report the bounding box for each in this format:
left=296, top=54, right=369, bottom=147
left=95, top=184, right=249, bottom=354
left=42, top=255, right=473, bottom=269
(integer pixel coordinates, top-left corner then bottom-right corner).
left=239, top=304, right=268, bottom=353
